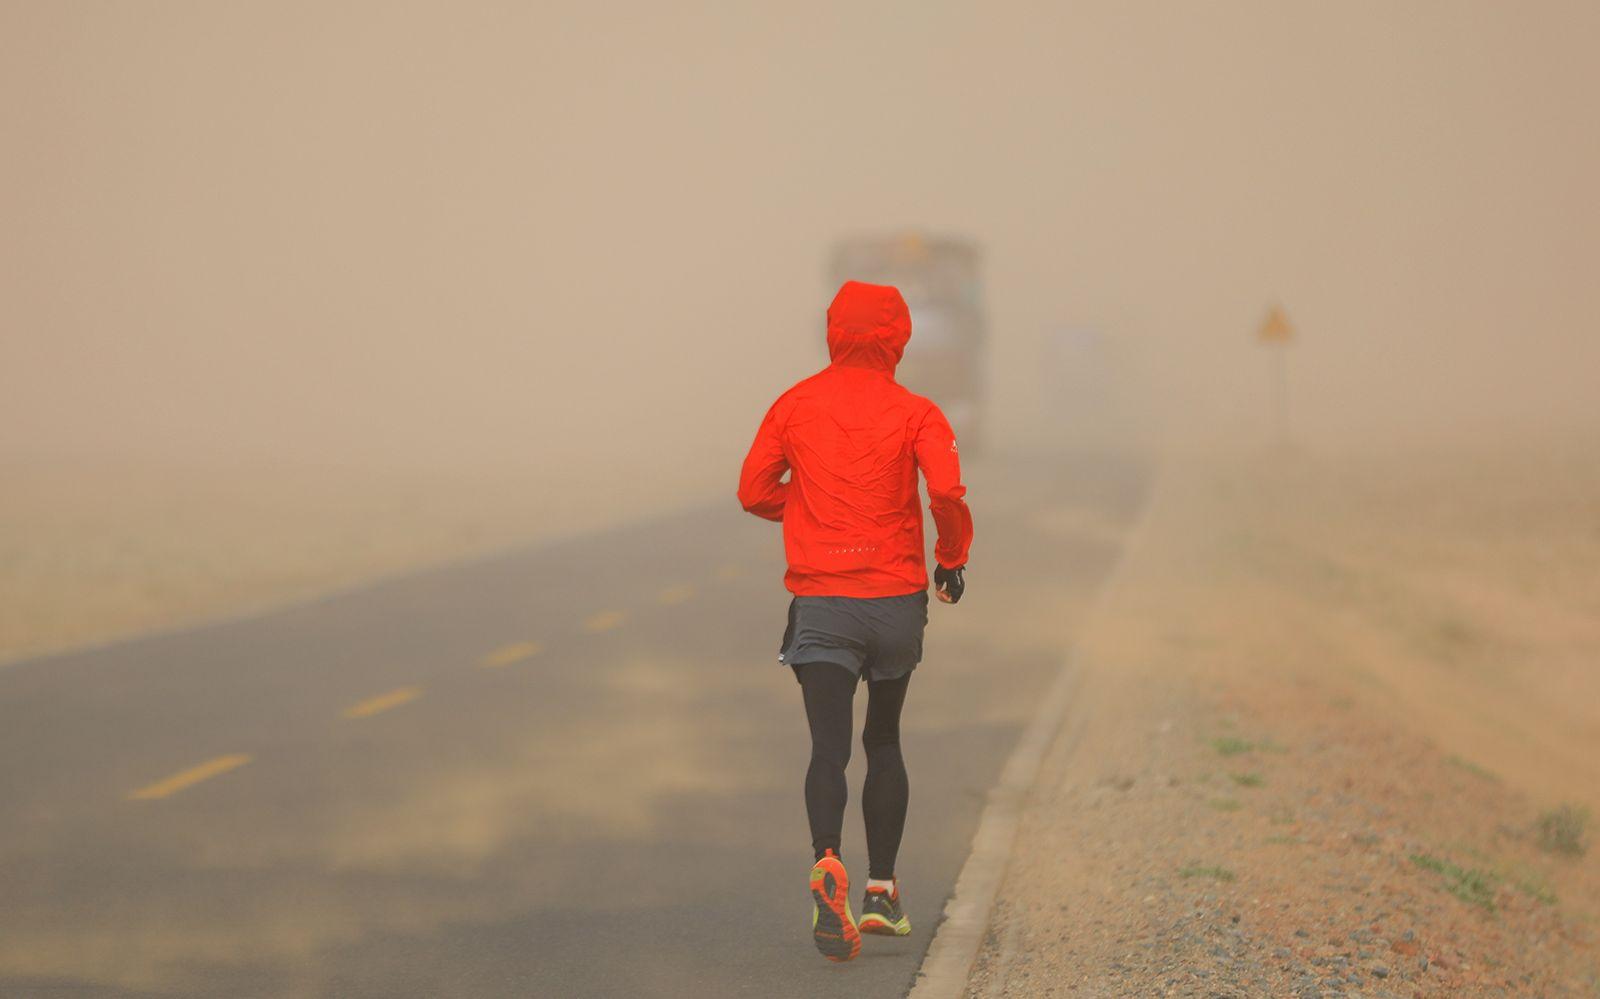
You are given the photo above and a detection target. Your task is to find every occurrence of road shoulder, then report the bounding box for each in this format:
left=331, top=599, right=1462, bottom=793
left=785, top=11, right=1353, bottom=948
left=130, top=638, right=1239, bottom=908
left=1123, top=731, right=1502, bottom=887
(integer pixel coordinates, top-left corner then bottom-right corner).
left=964, top=449, right=1600, bottom=996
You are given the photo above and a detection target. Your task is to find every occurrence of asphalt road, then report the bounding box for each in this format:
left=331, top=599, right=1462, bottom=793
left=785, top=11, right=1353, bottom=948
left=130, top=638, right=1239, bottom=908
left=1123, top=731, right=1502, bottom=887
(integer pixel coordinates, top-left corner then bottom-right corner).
left=0, top=454, right=1148, bottom=999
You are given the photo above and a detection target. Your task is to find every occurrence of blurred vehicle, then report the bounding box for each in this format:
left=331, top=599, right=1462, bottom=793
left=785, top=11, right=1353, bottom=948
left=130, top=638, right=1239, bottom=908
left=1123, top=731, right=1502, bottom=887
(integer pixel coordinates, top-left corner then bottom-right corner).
left=829, top=234, right=987, bottom=454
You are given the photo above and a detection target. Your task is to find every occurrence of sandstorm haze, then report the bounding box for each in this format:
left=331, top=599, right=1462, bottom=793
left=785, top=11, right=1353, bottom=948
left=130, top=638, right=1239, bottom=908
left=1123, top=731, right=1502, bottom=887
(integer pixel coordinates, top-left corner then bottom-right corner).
left=5, top=7, right=1600, bottom=994
left=3, top=0, right=1597, bottom=479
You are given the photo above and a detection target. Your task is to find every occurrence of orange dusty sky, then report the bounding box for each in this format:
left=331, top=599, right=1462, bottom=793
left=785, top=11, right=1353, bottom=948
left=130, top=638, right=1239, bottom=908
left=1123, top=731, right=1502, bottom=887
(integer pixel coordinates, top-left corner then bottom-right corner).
left=3, top=1, right=1597, bottom=480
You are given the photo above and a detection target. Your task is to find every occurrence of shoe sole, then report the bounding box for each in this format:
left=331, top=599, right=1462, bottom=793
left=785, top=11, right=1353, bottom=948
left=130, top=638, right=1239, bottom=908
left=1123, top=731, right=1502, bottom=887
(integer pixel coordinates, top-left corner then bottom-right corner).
left=859, top=912, right=912, bottom=937
left=809, top=859, right=860, bottom=962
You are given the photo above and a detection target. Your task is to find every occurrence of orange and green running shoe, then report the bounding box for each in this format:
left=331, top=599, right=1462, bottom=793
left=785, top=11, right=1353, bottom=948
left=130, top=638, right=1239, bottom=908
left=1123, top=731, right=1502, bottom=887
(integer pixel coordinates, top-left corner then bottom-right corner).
left=808, top=850, right=860, bottom=962
left=859, top=881, right=911, bottom=936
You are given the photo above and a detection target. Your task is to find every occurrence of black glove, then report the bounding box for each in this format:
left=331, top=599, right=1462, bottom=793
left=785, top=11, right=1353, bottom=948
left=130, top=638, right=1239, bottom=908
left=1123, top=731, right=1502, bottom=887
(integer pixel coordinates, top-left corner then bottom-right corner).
left=934, top=564, right=965, bottom=604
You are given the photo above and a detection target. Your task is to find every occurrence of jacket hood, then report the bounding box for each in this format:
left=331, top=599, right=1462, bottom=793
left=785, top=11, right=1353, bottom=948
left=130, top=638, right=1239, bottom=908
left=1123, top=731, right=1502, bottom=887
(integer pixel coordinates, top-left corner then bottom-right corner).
left=826, top=281, right=911, bottom=373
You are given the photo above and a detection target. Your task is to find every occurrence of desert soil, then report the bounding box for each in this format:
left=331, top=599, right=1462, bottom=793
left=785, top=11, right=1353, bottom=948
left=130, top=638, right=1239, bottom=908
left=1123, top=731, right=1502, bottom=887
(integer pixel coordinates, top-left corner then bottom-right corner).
left=968, top=439, right=1600, bottom=997
left=0, top=456, right=714, bottom=667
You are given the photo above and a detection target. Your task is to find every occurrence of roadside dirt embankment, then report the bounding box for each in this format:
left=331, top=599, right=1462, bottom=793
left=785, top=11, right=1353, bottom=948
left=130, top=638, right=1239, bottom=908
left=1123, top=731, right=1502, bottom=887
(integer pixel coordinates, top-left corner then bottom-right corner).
left=0, top=458, right=716, bottom=667
left=970, top=439, right=1600, bottom=997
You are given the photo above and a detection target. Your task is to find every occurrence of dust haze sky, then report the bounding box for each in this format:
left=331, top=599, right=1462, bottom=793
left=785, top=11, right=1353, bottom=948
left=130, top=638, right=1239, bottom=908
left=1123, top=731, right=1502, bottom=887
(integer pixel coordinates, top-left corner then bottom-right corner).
left=4, top=1, right=1597, bottom=485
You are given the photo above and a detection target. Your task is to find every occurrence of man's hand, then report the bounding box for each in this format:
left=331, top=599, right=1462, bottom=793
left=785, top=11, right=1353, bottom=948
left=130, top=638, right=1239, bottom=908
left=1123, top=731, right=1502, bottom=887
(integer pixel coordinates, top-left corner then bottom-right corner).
left=934, top=564, right=965, bottom=604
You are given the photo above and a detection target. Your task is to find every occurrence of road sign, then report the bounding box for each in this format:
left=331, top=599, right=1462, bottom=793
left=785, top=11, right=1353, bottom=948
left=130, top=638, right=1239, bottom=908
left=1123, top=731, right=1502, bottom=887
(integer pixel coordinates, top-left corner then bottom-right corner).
left=1255, top=304, right=1294, bottom=446
left=1258, top=305, right=1294, bottom=343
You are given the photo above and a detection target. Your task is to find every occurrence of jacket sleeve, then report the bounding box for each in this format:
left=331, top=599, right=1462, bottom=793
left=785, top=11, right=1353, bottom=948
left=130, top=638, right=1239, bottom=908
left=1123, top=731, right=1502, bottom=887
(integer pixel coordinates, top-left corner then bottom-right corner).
left=913, top=404, right=973, bottom=569
left=737, top=399, right=789, bottom=521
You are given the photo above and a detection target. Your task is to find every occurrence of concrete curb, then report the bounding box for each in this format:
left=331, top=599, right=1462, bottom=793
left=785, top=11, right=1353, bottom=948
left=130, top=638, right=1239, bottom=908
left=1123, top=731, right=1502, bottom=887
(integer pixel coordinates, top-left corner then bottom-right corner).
left=904, top=653, right=1088, bottom=999
left=906, top=462, right=1165, bottom=999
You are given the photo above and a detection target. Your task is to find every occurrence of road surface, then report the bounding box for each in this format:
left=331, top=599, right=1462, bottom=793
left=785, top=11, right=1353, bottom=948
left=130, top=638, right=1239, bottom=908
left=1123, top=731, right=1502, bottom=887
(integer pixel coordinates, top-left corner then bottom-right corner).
left=0, top=454, right=1148, bottom=998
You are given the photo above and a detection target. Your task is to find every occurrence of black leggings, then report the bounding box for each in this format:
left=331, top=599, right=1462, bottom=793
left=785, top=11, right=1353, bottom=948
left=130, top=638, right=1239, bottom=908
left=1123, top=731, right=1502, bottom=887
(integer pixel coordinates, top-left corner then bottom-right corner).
left=795, top=662, right=910, bottom=880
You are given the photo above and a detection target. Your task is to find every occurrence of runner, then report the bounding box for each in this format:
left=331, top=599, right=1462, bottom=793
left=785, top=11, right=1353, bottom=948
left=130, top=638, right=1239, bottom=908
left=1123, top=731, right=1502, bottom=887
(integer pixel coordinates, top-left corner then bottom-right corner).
left=738, top=279, right=974, bottom=963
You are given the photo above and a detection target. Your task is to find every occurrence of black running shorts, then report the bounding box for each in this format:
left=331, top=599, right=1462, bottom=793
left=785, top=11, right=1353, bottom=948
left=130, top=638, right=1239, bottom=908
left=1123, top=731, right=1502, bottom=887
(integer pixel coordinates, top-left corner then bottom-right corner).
left=778, top=591, right=929, bottom=684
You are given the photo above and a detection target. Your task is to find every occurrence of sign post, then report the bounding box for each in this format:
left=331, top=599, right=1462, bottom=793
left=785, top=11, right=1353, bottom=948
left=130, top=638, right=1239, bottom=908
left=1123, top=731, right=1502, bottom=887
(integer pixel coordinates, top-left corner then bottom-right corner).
left=1257, top=305, right=1294, bottom=447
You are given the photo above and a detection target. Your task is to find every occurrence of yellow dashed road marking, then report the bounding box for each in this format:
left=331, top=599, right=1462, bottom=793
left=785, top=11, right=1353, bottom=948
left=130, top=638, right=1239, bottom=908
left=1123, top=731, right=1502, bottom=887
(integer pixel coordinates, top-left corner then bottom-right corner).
left=582, top=610, right=626, bottom=633
left=715, top=564, right=744, bottom=581
left=343, top=686, right=422, bottom=719
left=481, top=641, right=543, bottom=668
left=657, top=583, right=696, bottom=605
left=128, top=753, right=253, bottom=801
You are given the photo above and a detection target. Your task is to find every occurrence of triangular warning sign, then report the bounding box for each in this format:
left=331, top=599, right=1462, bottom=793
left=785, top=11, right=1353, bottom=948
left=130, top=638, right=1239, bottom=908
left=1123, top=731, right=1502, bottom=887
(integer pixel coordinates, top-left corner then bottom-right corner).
left=1258, top=305, right=1294, bottom=343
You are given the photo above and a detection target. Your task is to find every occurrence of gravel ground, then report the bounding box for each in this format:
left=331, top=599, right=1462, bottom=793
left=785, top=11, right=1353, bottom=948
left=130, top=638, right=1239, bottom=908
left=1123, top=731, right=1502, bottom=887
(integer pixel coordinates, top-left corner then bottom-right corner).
left=966, top=445, right=1600, bottom=997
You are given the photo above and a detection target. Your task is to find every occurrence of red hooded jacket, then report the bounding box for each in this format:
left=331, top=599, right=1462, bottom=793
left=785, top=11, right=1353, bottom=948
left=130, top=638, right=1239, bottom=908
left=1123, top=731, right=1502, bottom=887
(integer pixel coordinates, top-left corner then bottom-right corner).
left=738, top=281, right=974, bottom=598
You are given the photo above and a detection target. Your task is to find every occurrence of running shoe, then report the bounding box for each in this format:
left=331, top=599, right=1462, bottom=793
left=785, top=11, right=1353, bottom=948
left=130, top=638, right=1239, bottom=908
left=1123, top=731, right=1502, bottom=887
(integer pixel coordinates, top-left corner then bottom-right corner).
left=808, top=850, right=860, bottom=962
left=858, top=881, right=911, bottom=936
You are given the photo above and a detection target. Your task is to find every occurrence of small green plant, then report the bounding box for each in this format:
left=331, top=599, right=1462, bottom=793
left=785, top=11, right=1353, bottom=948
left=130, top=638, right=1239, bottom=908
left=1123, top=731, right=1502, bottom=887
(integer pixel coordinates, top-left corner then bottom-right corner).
left=1512, top=872, right=1557, bottom=906
left=1535, top=804, right=1590, bottom=857
left=1230, top=772, right=1264, bottom=788
left=1410, top=853, right=1497, bottom=912
left=1211, top=736, right=1254, bottom=756
left=1445, top=755, right=1499, bottom=782
left=1265, top=834, right=1301, bottom=845
left=1209, top=797, right=1243, bottom=812
left=1431, top=616, right=1477, bottom=652
left=1179, top=864, right=1236, bottom=882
